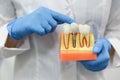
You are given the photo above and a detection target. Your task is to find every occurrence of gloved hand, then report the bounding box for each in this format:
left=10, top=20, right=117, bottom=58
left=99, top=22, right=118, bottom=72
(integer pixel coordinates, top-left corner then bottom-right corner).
left=7, top=7, right=74, bottom=40
left=80, top=38, right=111, bottom=72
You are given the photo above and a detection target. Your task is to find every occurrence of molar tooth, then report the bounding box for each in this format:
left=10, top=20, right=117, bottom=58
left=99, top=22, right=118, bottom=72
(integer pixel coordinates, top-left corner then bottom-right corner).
left=63, top=24, right=71, bottom=34
left=79, top=24, right=90, bottom=34
left=83, top=24, right=90, bottom=34
left=79, top=24, right=83, bottom=33
left=63, top=24, right=71, bottom=49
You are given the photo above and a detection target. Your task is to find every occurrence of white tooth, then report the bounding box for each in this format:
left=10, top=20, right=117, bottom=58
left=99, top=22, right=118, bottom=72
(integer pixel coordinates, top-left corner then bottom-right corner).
left=79, top=24, right=84, bottom=33
left=83, top=24, right=90, bottom=34
left=63, top=24, right=71, bottom=34
left=70, top=23, right=79, bottom=33
left=79, top=24, right=90, bottom=34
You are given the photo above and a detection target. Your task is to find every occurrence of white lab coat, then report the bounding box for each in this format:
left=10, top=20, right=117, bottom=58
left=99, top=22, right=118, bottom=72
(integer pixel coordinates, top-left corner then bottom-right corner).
left=0, top=0, right=120, bottom=80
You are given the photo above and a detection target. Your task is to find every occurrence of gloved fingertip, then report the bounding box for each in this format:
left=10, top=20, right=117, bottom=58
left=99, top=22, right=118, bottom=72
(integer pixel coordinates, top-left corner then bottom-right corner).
left=39, top=28, right=46, bottom=36
left=93, top=47, right=100, bottom=54
left=67, top=19, right=74, bottom=24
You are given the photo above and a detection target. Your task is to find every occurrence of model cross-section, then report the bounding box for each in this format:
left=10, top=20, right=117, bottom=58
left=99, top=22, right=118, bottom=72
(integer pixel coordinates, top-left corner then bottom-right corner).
left=60, top=23, right=97, bottom=61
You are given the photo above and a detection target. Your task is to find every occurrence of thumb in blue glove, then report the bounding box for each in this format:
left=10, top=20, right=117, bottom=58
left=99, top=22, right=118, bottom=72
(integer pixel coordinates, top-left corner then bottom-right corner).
left=7, top=7, right=74, bottom=40
left=80, top=38, right=111, bottom=72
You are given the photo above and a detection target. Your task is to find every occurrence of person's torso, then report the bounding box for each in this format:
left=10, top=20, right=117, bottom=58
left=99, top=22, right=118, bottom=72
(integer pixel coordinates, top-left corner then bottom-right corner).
left=12, top=0, right=111, bottom=80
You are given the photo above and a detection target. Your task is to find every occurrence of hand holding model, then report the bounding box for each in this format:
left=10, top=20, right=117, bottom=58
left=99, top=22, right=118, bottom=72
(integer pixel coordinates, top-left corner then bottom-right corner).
left=7, top=7, right=74, bottom=40
left=81, top=38, right=111, bottom=71
left=63, top=23, right=111, bottom=71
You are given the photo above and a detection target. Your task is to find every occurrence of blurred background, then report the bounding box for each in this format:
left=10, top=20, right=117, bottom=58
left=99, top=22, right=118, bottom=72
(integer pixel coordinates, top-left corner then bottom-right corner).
left=104, top=68, right=120, bottom=80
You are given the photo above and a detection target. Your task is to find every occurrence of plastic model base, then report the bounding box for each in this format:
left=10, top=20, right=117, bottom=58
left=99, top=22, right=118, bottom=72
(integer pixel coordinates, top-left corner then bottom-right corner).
left=60, top=32, right=97, bottom=61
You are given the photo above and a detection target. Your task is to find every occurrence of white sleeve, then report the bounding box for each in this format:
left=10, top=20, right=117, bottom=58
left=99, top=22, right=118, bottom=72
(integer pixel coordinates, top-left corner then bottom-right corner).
left=105, top=0, right=120, bottom=67
left=0, top=0, right=30, bottom=58
left=0, top=24, right=30, bottom=58
left=108, top=38, right=120, bottom=67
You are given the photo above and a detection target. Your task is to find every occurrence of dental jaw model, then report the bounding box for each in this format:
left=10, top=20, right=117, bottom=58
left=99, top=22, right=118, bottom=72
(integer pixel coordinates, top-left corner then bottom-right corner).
left=60, top=23, right=97, bottom=61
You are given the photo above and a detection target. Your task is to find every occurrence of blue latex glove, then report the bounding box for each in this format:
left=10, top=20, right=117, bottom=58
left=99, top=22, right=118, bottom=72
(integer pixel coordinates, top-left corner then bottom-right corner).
left=80, top=38, right=111, bottom=72
left=7, top=7, right=74, bottom=40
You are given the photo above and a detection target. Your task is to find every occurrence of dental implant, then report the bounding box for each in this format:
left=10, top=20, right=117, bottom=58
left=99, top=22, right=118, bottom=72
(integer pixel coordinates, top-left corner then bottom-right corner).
left=71, top=23, right=79, bottom=48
